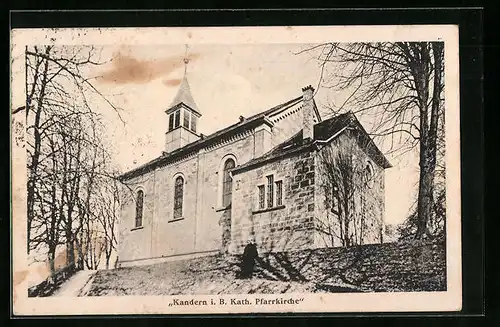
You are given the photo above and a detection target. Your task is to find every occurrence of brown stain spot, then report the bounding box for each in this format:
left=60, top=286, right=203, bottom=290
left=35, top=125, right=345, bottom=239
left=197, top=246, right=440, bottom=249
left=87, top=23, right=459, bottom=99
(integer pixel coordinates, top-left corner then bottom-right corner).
left=34, top=264, right=50, bottom=281
left=97, top=51, right=200, bottom=85
left=286, top=26, right=293, bottom=30
left=13, top=270, right=28, bottom=287
left=163, top=79, right=182, bottom=87
left=54, top=250, right=67, bottom=270
left=13, top=270, right=29, bottom=303
left=187, top=32, right=193, bottom=39
left=29, top=248, right=82, bottom=287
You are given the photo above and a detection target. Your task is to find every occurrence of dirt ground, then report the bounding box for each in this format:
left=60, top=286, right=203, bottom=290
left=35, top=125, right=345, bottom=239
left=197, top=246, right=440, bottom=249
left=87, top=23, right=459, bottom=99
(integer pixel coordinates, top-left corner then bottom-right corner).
left=85, top=240, right=446, bottom=296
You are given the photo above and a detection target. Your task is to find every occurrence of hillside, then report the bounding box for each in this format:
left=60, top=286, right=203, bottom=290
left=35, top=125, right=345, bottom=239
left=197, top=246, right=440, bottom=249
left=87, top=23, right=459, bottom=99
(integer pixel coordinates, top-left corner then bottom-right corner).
left=84, top=239, right=446, bottom=296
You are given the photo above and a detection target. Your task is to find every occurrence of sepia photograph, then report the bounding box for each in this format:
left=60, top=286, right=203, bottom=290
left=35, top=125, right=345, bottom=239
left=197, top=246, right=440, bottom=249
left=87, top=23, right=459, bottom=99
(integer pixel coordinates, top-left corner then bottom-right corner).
left=11, top=25, right=462, bottom=315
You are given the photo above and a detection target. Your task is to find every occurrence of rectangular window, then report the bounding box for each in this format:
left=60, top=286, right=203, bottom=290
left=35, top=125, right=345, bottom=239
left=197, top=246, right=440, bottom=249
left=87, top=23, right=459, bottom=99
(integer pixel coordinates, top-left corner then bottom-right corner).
left=168, top=114, right=174, bottom=131
left=191, top=115, right=197, bottom=133
left=258, top=185, right=265, bottom=209
left=174, top=110, right=180, bottom=128
left=183, top=110, right=190, bottom=128
left=275, top=180, right=283, bottom=206
left=266, top=175, right=274, bottom=208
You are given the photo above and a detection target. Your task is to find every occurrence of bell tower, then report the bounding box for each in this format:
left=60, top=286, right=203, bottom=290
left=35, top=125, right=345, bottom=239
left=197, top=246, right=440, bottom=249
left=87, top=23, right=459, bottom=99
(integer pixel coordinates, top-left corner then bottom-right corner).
left=164, top=45, right=201, bottom=153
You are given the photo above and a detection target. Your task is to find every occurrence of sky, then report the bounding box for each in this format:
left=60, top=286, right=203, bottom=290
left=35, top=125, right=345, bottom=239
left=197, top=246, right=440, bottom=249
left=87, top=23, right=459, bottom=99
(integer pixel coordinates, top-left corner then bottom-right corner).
left=13, top=43, right=420, bottom=226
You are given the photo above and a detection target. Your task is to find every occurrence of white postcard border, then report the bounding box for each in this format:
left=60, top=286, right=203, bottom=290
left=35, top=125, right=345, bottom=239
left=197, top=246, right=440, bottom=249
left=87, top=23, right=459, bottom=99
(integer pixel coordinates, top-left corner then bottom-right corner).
left=11, top=24, right=462, bottom=315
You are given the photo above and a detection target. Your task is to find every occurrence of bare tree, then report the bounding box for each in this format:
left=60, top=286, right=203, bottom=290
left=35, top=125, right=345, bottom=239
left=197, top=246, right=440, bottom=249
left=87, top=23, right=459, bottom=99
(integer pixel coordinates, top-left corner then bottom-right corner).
left=94, top=175, right=120, bottom=269
left=23, top=45, right=123, bottom=279
left=299, top=42, right=445, bottom=239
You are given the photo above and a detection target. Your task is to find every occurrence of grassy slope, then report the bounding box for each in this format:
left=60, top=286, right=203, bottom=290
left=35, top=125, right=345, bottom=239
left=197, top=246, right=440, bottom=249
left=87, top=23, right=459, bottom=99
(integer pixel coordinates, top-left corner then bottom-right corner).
left=86, top=239, right=446, bottom=296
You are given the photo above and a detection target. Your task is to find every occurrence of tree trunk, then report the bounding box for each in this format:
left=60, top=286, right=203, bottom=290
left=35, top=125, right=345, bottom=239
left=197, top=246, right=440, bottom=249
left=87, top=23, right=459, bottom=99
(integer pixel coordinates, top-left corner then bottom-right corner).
left=415, top=146, right=436, bottom=239
left=48, top=247, right=56, bottom=277
left=105, top=252, right=110, bottom=270
left=66, top=229, right=75, bottom=267
left=415, top=43, right=442, bottom=240
left=26, top=47, right=51, bottom=255
left=342, top=190, right=351, bottom=247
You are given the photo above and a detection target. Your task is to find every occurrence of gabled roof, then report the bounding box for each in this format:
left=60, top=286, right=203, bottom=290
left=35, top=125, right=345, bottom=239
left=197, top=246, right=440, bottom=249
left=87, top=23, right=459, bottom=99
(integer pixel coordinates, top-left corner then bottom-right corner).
left=313, top=112, right=353, bottom=140
left=314, top=112, right=392, bottom=169
left=232, top=112, right=391, bottom=174
left=119, top=94, right=305, bottom=181
left=231, top=130, right=314, bottom=175
left=168, top=74, right=200, bottom=115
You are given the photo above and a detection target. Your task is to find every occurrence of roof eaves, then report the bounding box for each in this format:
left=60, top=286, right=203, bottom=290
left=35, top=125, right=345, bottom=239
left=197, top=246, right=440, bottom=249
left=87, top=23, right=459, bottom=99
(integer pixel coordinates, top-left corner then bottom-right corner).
left=348, top=114, right=392, bottom=169
left=312, top=98, right=322, bottom=122
left=119, top=95, right=308, bottom=180
left=119, top=115, right=272, bottom=181
left=265, top=96, right=303, bottom=118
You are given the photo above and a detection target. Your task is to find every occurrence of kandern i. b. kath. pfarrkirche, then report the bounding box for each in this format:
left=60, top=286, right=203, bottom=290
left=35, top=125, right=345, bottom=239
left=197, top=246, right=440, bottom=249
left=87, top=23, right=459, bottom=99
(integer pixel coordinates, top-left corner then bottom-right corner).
left=117, top=61, right=392, bottom=268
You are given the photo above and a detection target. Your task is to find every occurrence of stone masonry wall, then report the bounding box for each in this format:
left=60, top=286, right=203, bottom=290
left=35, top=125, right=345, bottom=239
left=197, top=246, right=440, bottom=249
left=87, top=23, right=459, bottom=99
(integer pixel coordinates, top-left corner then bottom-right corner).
left=152, top=154, right=199, bottom=259
left=314, top=131, right=385, bottom=249
left=194, top=132, right=256, bottom=252
left=119, top=130, right=259, bottom=264
left=119, top=101, right=325, bottom=264
left=270, top=103, right=304, bottom=148
left=231, top=149, right=316, bottom=254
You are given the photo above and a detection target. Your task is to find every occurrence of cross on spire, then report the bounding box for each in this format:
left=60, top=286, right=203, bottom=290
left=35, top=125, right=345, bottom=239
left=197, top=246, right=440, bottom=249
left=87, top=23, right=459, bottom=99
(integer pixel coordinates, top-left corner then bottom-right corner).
left=167, top=43, right=200, bottom=115
left=183, top=44, right=189, bottom=75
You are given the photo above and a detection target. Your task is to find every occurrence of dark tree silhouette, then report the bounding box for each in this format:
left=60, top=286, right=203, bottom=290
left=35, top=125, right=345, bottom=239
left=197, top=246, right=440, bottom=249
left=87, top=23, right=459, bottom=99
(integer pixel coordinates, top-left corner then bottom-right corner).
left=21, top=45, right=122, bottom=278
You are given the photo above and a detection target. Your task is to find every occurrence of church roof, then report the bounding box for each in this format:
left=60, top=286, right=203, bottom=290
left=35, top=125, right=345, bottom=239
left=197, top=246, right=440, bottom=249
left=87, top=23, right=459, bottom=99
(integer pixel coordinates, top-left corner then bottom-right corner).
left=119, top=95, right=303, bottom=181
left=315, top=112, right=392, bottom=168
left=168, top=74, right=200, bottom=115
left=118, top=97, right=389, bottom=181
left=232, top=112, right=391, bottom=174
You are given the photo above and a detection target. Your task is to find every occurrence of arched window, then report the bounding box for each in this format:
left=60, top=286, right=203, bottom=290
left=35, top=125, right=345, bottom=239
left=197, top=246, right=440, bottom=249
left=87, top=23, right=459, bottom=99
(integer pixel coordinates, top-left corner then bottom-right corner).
left=331, top=183, right=340, bottom=214
left=222, top=159, right=235, bottom=207
left=364, top=162, right=374, bottom=188
left=173, top=176, right=184, bottom=218
left=135, top=190, right=144, bottom=227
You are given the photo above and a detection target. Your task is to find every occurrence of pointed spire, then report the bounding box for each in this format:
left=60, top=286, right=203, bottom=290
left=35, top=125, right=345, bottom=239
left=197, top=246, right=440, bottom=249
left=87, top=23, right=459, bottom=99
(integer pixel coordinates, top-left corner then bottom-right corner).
left=168, top=45, right=200, bottom=115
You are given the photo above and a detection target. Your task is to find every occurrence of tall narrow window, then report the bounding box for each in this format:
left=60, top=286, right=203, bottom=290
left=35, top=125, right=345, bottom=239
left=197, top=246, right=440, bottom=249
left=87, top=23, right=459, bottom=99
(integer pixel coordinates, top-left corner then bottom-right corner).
left=365, top=163, right=374, bottom=188
left=174, top=110, right=180, bottom=128
left=173, top=176, right=184, bottom=218
left=331, top=184, right=339, bottom=214
left=191, top=115, right=197, bottom=133
left=183, top=110, right=190, bottom=128
left=258, top=185, right=265, bottom=209
left=266, top=175, right=274, bottom=208
left=135, top=190, right=144, bottom=228
left=275, top=180, right=283, bottom=206
left=222, top=159, right=235, bottom=207
left=168, top=114, right=174, bottom=131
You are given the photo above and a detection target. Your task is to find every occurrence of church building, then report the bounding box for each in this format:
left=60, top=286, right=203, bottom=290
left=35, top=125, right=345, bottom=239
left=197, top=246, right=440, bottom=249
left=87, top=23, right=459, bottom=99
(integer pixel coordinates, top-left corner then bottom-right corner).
left=117, top=68, right=391, bottom=268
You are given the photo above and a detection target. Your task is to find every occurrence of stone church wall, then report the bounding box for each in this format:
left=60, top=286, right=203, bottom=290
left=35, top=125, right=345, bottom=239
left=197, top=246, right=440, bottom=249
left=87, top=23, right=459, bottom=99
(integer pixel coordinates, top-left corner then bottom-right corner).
left=270, top=103, right=304, bottom=148
left=231, top=149, right=317, bottom=254
left=194, top=131, right=256, bottom=253
left=119, top=129, right=386, bottom=265
left=152, top=154, right=199, bottom=259
left=119, top=129, right=261, bottom=264
left=118, top=171, right=157, bottom=263
left=313, top=131, right=385, bottom=249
